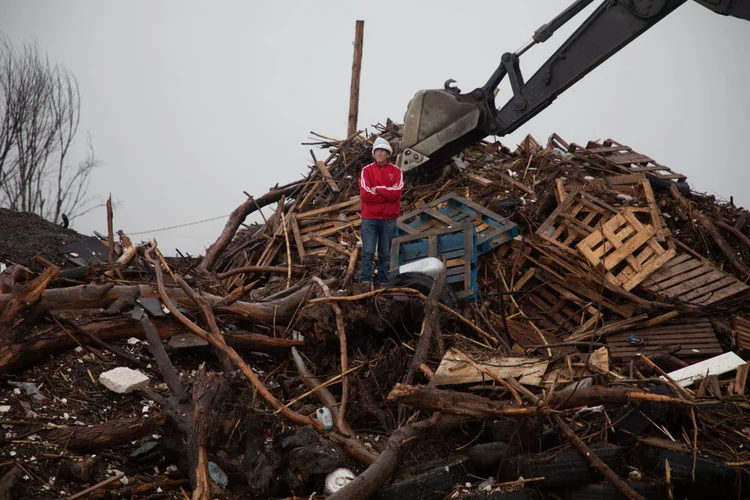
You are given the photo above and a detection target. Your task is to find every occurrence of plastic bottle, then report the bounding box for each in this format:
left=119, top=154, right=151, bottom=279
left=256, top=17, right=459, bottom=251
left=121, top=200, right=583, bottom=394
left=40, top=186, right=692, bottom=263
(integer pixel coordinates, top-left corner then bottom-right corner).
left=316, top=407, right=333, bottom=431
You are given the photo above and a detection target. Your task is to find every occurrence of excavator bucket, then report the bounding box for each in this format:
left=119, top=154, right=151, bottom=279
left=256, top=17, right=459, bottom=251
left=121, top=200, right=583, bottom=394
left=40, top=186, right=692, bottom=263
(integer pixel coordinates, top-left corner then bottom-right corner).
left=397, top=88, right=488, bottom=173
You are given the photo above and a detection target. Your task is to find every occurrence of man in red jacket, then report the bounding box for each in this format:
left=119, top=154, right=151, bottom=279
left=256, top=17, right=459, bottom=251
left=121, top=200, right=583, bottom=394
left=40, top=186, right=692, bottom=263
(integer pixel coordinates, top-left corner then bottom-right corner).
left=358, top=136, right=403, bottom=290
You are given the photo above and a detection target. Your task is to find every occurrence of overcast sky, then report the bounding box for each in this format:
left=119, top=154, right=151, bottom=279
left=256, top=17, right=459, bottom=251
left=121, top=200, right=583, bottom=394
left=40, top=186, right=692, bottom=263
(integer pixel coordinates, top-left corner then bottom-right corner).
left=2, top=1, right=749, bottom=255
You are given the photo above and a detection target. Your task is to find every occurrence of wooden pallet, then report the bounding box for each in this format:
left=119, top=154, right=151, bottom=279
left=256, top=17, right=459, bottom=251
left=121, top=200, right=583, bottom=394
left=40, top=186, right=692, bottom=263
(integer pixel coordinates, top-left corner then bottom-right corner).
left=575, top=139, right=687, bottom=182
left=733, top=316, right=750, bottom=352
left=397, top=192, right=518, bottom=255
left=508, top=237, right=636, bottom=319
left=640, top=254, right=750, bottom=305
left=556, top=174, right=671, bottom=243
left=391, top=224, right=477, bottom=299
left=607, top=318, right=722, bottom=361
left=536, top=189, right=618, bottom=252
left=512, top=270, right=601, bottom=336
left=576, top=209, right=675, bottom=291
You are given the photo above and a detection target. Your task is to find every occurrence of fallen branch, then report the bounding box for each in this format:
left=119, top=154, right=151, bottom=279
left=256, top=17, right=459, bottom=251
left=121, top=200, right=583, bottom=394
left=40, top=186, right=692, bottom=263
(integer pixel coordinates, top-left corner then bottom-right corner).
left=327, top=416, right=436, bottom=500
left=312, top=277, right=350, bottom=433
left=388, top=383, right=691, bottom=418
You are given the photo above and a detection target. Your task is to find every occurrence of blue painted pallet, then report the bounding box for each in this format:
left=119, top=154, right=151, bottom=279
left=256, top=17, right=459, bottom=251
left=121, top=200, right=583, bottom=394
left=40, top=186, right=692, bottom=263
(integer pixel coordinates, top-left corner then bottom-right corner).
left=397, top=193, right=518, bottom=255
left=390, top=224, right=478, bottom=300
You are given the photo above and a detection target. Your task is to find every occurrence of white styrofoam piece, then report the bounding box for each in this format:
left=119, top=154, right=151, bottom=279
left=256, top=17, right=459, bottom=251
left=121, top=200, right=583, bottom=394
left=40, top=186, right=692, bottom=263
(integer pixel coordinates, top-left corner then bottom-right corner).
left=399, top=257, right=444, bottom=278
left=99, top=367, right=150, bottom=394
left=665, top=351, right=747, bottom=387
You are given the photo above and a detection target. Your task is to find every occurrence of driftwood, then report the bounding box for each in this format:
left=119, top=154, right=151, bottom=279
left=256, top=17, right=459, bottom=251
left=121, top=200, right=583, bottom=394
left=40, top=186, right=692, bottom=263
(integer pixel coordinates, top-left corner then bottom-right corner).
left=312, top=277, right=351, bottom=432
left=43, top=415, right=167, bottom=451
left=0, top=315, right=300, bottom=374
left=0, top=280, right=325, bottom=324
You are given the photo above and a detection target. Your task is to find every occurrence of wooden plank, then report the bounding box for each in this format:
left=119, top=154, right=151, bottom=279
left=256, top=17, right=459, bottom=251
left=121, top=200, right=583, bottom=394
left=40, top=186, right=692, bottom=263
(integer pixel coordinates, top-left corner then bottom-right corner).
left=289, top=214, right=306, bottom=263
left=431, top=349, right=548, bottom=387
left=609, top=153, right=653, bottom=165
left=315, top=160, right=340, bottom=192
left=608, top=318, right=721, bottom=361
left=554, top=178, right=566, bottom=203
left=464, top=171, right=493, bottom=186
left=296, top=197, right=360, bottom=219
left=463, top=227, right=473, bottom=292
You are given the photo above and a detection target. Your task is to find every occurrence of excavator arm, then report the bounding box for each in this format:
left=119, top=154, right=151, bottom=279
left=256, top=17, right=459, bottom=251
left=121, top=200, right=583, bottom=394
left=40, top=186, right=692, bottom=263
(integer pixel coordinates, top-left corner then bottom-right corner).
left=398, top=0, right=750, bottom=173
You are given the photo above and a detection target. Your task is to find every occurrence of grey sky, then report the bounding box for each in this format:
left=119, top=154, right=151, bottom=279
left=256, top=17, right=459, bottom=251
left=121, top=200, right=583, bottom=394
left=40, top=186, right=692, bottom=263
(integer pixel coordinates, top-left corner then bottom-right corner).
left=2, top=1, right=749, bottom=255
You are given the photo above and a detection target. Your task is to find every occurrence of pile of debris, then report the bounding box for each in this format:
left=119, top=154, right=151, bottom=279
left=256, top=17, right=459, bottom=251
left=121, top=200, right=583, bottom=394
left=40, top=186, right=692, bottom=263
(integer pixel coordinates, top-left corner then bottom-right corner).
left=2, top=122, right=750, bottom=500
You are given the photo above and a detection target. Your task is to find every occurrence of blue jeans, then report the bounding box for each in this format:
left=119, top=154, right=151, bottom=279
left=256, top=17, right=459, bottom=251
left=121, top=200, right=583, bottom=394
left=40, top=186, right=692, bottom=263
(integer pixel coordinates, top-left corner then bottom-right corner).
left=360, top=218, right=396, bottom=284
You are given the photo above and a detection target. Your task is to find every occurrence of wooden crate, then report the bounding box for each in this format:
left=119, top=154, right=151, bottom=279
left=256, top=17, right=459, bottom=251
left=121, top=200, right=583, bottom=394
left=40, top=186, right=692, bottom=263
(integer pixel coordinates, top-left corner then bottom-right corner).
left=391, top=224, right=477, bottom=299
left=535, top=189, right=618, bottom=252
left=576, top=209, right=675, bottom=291
left=640, top=254, right=750, bottom=305
left=607, top=318, right=722, bottom=361
left=397, top=192, right=518, bottom=255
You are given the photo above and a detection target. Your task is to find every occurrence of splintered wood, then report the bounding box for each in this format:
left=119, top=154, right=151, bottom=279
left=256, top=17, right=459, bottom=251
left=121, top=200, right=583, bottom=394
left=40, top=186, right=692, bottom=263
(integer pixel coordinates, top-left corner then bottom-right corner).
left=576, top=209, right=676, bottom=291
left=431, top=349, right=549, bottom=387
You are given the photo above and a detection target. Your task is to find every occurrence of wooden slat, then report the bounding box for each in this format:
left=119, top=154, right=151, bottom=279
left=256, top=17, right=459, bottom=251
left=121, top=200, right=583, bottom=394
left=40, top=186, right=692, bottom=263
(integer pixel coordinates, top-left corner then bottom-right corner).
left=641, top=254, right=750, bottom=305
left=289, top=214, right=306, bottom=263
left=296, top=197, right=360, bottom=219
left=607, top=318, right=721, bottom=360
left=734, top=316, right=750, bottom=352
left=315, top=160, right=340, bottom=192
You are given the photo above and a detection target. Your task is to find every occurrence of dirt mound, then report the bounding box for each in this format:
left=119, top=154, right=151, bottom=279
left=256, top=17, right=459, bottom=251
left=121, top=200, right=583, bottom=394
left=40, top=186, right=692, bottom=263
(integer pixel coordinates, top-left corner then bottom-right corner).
left=0, top=208, right=87, bottom=268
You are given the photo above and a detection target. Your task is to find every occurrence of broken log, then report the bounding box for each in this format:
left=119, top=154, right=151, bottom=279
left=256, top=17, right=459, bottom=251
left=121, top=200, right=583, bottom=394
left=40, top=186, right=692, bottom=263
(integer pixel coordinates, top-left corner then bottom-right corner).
left=142, top=316, right=186, bottom=400
left=44, top=414, right=166, bottom=452
left=312, top=277, right=351, bottom=432
left=0, top=266, right=59, bottom=344
left=0, top=280, right=323, bottom=324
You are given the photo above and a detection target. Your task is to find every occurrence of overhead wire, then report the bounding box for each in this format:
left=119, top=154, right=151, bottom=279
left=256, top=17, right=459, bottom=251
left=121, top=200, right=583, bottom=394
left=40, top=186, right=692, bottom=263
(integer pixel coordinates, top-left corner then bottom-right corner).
left=127, top=214, right=229, bottom=236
